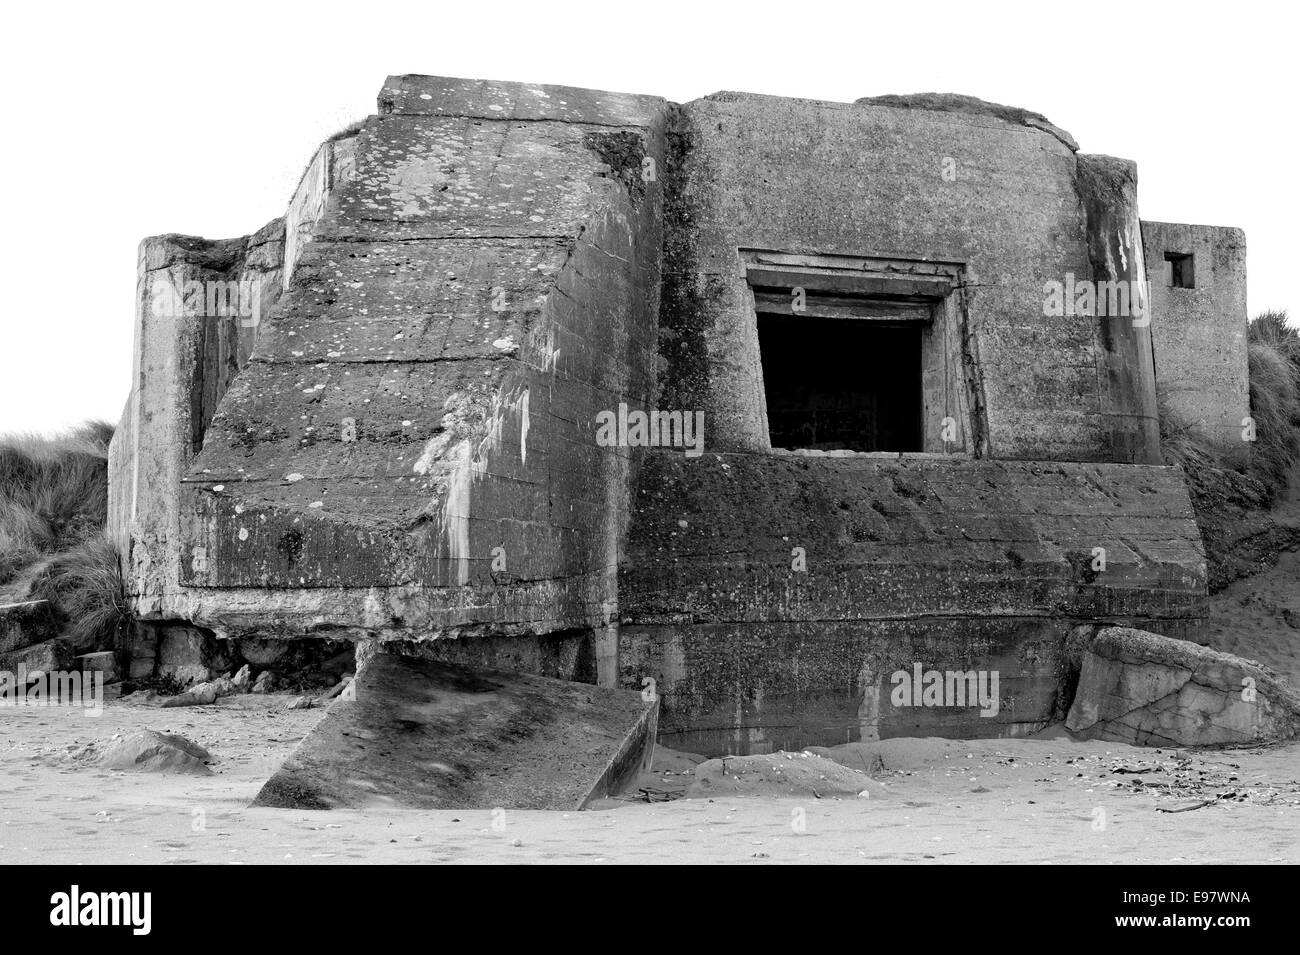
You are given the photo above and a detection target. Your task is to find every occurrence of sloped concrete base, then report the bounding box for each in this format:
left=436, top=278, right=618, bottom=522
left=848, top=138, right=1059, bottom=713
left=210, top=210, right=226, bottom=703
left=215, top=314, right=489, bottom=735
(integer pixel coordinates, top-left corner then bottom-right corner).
left=253, top=653, right=657, bottom=810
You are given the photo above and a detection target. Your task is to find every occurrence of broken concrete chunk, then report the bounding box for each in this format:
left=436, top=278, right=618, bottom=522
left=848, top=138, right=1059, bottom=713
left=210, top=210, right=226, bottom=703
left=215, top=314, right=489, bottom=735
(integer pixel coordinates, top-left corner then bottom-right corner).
left=0, top=638, right=72, bottom=675
left=0, top=600, right=55, bottom=654
left=75, top=651, right=120, bottom=683
left=254, top=654, right=657, bottom=810
left=1066, top=627, right=1300, bottom=746
left=160, top=676, right=236, bottom=708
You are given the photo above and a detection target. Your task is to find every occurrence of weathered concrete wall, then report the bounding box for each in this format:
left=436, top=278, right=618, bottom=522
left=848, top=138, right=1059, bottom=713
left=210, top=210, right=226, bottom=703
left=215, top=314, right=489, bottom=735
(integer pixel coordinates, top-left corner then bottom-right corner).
left=615, top=91, right=1185, bottom=751
left=107, top=226, right=284, bottom=618
left=659, top=92, right=1160, bottom=463
left=623, top=619, right=1073, bottom=753
left=108, top=134, right=358, bottom=620
left=157, top=77, right=669, bottom=646
left=1076, top=156, right=1161, bottom=465
left=618, top=451, right=1206, bottom=754
left=1142, top=221, right=1249, bottom=461
left=284, top=134, right=356, bottom=287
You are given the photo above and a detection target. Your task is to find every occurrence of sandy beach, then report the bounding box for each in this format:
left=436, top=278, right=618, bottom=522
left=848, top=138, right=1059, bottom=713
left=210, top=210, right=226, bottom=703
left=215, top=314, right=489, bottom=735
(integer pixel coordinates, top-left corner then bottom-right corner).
left=2, top=694, right=1296, bottom=865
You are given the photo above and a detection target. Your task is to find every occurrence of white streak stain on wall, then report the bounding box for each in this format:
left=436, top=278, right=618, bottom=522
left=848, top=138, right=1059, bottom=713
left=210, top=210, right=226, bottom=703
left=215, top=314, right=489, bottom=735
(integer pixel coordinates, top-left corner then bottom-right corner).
left=428, top=386, right=531, bottom=586
left=519, top=388, right=530, bottom=465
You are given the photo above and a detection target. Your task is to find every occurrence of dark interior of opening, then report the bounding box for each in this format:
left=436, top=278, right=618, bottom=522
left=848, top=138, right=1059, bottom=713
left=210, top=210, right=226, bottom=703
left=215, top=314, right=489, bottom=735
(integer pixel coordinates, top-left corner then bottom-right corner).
left=757, top=312, right=922, bottom=452
left=1165, top=252, right=1195, bottom=289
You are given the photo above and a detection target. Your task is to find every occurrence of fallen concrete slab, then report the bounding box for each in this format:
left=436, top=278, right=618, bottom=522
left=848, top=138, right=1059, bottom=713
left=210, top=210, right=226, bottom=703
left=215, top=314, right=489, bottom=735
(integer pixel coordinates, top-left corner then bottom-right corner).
left=253, top=653, right=657, bottom=810
left=1066, top=626, right=1300, bottom=746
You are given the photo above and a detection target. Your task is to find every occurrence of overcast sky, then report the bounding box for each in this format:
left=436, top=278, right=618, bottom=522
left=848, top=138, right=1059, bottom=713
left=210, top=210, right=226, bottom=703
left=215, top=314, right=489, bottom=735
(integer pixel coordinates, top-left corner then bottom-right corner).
left=1, top=0, right=1292, bottom=433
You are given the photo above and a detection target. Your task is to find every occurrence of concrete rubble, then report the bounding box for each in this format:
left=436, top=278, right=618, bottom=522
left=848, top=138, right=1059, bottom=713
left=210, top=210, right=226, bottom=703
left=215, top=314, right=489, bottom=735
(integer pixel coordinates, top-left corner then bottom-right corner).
left=253, top=652, right=657, bottom=810
left=1067, top=627, right=1300, bottom=746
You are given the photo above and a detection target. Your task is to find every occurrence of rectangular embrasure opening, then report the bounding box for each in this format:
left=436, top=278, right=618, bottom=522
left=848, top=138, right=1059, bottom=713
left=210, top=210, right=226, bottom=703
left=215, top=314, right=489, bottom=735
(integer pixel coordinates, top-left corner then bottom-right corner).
left=757, top=311, right=923, bottom=452
left=1164, top=251, right=1195, bottom=289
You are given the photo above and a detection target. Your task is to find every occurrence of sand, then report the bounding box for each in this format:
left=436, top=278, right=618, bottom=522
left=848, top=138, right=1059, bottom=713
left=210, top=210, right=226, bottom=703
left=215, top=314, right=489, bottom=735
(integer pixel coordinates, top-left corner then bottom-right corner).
left=2, top=694, right=1297, bottom=864
left=1204, top=546, right=1300, bottom=687
left=1200, top=463, right=1300, bottom=686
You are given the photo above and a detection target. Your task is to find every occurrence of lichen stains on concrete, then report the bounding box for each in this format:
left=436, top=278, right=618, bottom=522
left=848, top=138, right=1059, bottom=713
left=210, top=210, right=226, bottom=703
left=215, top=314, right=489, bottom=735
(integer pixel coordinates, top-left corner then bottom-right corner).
left=383, top=141, right=457, bottom=217
left=581, top=129, right=647, bottom=203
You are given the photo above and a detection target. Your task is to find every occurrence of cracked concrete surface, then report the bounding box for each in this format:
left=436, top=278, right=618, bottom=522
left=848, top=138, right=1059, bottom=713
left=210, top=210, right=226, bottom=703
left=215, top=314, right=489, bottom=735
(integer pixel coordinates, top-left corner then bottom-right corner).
left=1067, top=627, right=1300, bottom=746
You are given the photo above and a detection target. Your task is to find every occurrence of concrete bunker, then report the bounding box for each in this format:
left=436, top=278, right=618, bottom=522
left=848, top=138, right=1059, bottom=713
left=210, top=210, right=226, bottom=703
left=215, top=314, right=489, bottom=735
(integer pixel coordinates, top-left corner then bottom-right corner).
left=107, top=76, right=1250, bottom=769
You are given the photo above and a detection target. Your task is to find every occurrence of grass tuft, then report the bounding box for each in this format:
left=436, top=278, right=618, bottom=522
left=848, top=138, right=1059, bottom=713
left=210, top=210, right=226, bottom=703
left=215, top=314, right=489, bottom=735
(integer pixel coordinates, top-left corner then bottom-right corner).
left=1246, top=311, right=1300, bottom=496
left=33, top=531, right=128, bottom=650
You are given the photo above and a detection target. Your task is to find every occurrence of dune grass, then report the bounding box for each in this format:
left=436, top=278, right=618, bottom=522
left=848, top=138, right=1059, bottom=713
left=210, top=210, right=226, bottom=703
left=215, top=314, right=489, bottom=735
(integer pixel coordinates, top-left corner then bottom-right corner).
left=1249, top=309, right=1300, bottom=365
left=0, top=421, right=112, bottom=587
left=32, top=531, right=127, bottom=650
left=0, top=421, right=125, bottom=649
left=1161, top=310, right=1300, bottom=501
left=1244, top=310, right=1300, bottom=495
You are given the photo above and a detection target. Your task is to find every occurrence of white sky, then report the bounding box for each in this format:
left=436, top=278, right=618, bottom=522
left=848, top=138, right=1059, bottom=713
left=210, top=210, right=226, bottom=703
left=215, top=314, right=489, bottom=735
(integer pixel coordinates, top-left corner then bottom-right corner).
left=1, top=0, right=1293, bottom=433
